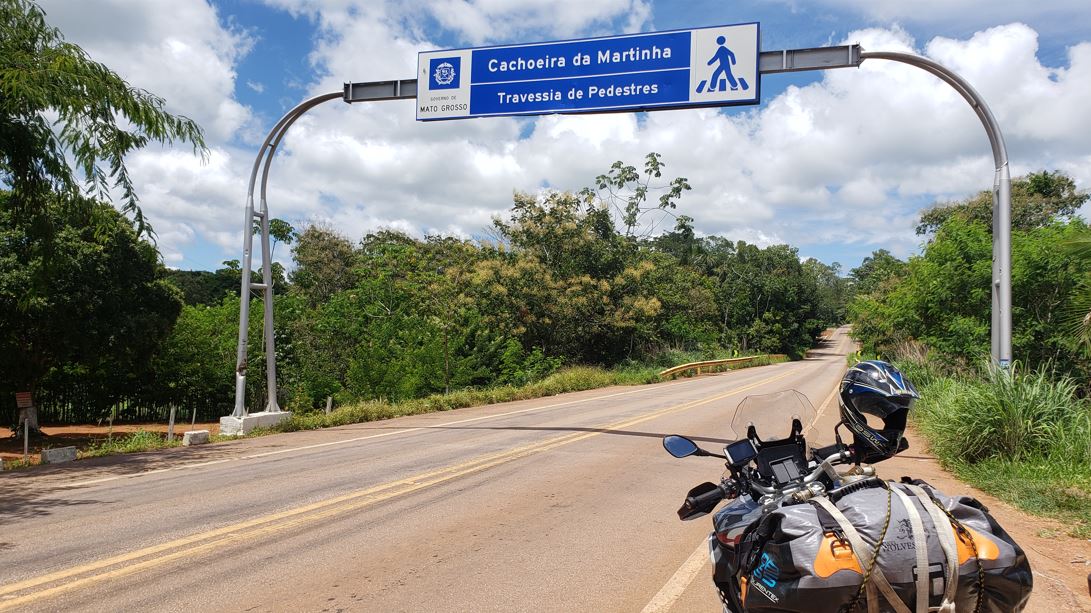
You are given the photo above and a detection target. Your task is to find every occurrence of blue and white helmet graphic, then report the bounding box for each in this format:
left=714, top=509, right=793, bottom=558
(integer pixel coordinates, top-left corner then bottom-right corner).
left=839, top=360, right=918, bottom=462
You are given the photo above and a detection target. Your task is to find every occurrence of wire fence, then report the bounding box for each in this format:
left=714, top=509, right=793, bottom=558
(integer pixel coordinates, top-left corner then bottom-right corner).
left=2, top=386, right=232, bottom=427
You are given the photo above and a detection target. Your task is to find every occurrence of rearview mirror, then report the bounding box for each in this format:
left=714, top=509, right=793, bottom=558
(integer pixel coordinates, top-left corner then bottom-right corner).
left=663, top=435, right=700, bottom=458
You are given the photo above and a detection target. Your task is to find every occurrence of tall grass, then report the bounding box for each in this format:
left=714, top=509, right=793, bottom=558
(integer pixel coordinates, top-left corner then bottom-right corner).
left=913, top=365, right=1091, bottom=464
left=907, top=362, right=1091, bottom=537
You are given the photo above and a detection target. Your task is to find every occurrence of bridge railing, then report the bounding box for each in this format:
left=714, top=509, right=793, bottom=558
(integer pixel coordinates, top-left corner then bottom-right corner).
left=658, top=354, right=787, bottom=379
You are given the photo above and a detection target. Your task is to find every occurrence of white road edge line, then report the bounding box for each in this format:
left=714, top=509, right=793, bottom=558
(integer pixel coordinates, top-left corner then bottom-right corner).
left=640, top=538, right=711, bottom=613
left=60, top=365, right=787, bottom=489
left=815, top=383, right=839, bottom=423
left=640, top=339, right=846, bottom=613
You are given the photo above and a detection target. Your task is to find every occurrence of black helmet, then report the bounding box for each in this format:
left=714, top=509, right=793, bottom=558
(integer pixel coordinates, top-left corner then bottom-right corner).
left=839, top=360, right=918, bottom=463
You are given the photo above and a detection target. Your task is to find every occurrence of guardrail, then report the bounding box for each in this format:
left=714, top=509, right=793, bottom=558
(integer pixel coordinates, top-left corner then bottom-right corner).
left=658, top=354, right=787, bottom=379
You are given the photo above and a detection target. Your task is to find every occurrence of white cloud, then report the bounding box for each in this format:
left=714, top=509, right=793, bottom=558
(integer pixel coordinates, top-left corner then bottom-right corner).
left=803, top=0, right=1091, bottom=36
left=40, top=0, right=254, bottom=143
left=36, top=2, right=1091, bottom=270
left=425, top=0, right=652, bottom=44
left=240, top=18, right=1091, bottom=265
left=263, top=0, right=651, bottom=46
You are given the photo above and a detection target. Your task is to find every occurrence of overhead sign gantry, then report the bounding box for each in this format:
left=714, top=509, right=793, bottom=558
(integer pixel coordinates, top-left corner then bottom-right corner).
left=226, top=23, right=1012, bottom=434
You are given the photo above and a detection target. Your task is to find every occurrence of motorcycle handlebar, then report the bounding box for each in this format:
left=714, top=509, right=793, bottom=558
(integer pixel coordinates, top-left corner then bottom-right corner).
left=814, top=443, right=849, bottom=461
left=748, top=448, right=852, bottom=496
left=685, top=482, right=735, bottom=512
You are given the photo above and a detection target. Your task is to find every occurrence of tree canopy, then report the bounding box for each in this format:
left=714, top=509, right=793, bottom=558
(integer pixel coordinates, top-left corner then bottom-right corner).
left=852, top=170, right=1091, bottom=382
left=0, top=192, right=182, bottom=418
left=916, top=171, right=1087, bottom=236
left=0, top=0, right=205, bottom=235
left=7, top=153, right=848, bottom=423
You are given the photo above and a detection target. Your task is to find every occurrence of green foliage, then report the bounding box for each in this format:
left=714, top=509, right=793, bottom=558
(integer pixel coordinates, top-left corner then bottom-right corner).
left=265, top=155, right=840, bottom=407
left=277, top=365, right=657, bottom=431
left=914, top=365, right=1090, bottom=463
left=163, top=266, right=239, bottom=305
left=288, top=225, right=356, bottom=306
left=579, top=152, right=692, bottom=237
left=849, top=249, right=906, bottom=296
left=850, top=177, right=1091, bottom=380
left=275, top=355, right=780, bottom=434
left=152, top=296, right=246, bottom=409
left=916, top=170, right=1087, bottom=236
left=703, top=240, right=828, bottom=357
left=0, top=0, right=205, bottom=235
left=0, top=192, right=182, bottom=420
left=805, top=259, right=851, bottom=325
left=22, top=153, right=839, bottom=424
left=956, top=458, right=1090, bottom=539
left=81, top=429, right=180, bottom=457
left=908, top=363, right=1091, bottom=537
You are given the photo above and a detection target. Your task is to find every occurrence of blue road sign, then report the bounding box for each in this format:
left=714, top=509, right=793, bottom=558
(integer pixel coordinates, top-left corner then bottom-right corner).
left=416, top=23, right=759, bottom=121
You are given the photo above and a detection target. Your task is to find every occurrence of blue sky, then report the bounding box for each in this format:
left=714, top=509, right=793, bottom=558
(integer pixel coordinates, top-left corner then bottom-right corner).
left=40, top=0, right=1091, bottom=272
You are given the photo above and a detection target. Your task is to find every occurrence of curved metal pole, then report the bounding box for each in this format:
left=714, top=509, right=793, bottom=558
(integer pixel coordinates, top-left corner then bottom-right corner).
left=233, top=91, right=342, bottom=418
left=860, top=51, right=1012, bottom=367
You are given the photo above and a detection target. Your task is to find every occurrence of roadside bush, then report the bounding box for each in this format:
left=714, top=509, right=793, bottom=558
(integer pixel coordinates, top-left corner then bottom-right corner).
left=914, top=364, right=1091, bottom=464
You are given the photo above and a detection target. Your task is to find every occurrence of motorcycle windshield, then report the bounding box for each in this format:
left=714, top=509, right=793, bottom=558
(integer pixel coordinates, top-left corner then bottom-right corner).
left=729, top=389, right=819, bottom=441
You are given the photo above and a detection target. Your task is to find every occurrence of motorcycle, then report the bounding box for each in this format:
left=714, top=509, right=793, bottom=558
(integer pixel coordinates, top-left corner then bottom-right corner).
left=664, top=390, right=851, bottom=612
left=662, top=389, right=1032, bottom=612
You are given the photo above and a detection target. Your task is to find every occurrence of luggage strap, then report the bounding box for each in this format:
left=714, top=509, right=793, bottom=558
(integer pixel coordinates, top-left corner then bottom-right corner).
left=890, top=487, right=931, bottom=613
left=901, top=484, right=965, bottom=613
left=812, top=494, right=910, bottom=613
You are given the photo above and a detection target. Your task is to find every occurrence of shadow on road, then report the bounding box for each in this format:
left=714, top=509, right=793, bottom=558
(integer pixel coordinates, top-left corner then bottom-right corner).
left=0, top=486, right=109, bottom=521
left=420, top=424, right=738, bottom=446
left=804, top=334, right=844, bottom=360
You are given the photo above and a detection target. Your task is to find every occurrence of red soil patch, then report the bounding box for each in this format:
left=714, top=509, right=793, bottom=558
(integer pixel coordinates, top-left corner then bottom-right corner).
left=0, top=422, right=220, bottom=461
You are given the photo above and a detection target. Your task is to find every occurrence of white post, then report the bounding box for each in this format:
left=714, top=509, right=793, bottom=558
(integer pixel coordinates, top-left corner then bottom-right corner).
left=167, top=405, right=177, bottom=442
left=231, top=91, right=341, bottom=421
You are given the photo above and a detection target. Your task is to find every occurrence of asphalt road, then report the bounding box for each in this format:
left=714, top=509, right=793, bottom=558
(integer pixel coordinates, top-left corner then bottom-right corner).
left=0, top=329, right=861, bottom=612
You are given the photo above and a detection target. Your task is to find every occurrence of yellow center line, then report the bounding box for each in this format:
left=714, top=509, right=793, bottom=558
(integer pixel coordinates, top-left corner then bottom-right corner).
left=0, top=364, right=811, bottom=610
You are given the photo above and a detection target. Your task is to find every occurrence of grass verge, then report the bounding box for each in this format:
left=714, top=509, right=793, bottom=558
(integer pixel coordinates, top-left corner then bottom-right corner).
left=949, top=457, right=1091, bottom=539
left=276, top=365, right=661, bottom=432
left=278, top=356, right=787, bottom=433
left=80, top=429, right=183, bottom=458
left=904, top=360, right=1091, bottom=538
left=1, top=356, right=785, bottom=470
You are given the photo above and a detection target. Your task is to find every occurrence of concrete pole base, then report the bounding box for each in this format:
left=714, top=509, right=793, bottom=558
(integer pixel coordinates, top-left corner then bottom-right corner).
left=219, top=411, right=292, bottom=436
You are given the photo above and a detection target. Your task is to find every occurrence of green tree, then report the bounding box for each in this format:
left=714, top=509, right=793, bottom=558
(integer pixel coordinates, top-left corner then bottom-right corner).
left=0, top=193, right=183, bottom=427
left=252, top=218, right=296, bottom=260
left=705, top=241, right=824, bottom=357
left=851, top=218, right=1091, bottom=378
left=805, top=259, right=850, bottom=325
left=916, top=171, right=1087, bottom=236
left=579, top=152, right=692, bottom=237
left=153, top=296, right=246, bottom=412
left=0, top=0, right=205, bottom=235
left=164, top=266, right=240, bottom=306
left=849, top=249, right=907, bottom=296
left=289, top=225, right=357, bottom=306
left=653, top=215, right=705, bottom=266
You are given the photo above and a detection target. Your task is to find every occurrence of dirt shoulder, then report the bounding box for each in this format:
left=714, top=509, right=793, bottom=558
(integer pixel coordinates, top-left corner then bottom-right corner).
left=0, top=422, right=221, bottom=462
left=887, top=428, right=1091, bottom=611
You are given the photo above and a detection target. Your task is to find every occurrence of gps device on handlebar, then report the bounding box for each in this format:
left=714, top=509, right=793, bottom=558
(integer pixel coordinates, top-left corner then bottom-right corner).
left=724, top=438, right=757, bottom=467
left=751, top=417, right=810, bottom=486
